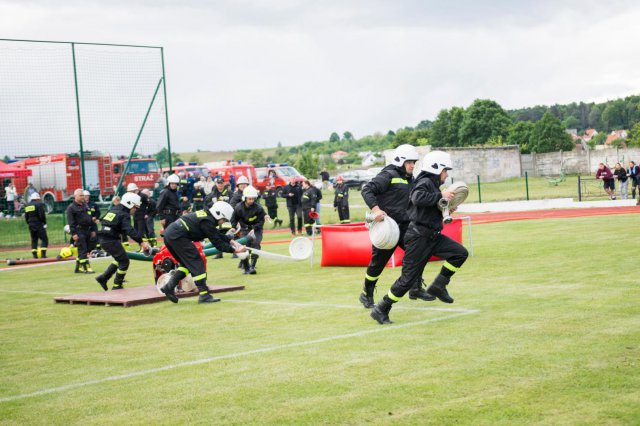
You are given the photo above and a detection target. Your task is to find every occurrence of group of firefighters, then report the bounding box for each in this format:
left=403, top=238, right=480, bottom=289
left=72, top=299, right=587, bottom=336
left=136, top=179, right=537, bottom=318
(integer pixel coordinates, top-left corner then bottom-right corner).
left=22, top=145, right=469, bottom=322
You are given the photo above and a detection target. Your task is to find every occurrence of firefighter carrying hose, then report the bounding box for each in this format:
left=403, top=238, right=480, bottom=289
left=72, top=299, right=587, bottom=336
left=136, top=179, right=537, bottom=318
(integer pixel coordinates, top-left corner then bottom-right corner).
left=95, top=192, right=149, bottom=291
left=231, top=186, right=265, bottom=274
left=159, top=201, right=246, bottom=304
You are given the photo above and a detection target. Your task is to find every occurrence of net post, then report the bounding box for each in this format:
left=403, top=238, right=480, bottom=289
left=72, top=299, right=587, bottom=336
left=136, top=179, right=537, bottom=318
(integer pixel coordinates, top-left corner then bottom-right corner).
left=160, top=47, right=173, bottom=171
left=71, top=42, right=86, bottom=190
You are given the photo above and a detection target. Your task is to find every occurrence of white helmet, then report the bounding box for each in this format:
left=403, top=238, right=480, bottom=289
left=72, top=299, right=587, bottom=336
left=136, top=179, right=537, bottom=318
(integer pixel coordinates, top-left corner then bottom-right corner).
left=127, top=183, right=139, bottom=192
left=167, top=174, right=180, bottom=184
left=421, top=151, right=453, bottom=174
left=121, top=192, right=141, bottom=209
left=209, top=201, right=234, bottom=221
left=390, top=144, right=420, bottom=167
left=83, top=190, right=91, bottom=196
left=30, top=193, right=41, bottom=201
left=237, top=175, right=250, bottom=185
left=242, top=185, right=259, bottom=200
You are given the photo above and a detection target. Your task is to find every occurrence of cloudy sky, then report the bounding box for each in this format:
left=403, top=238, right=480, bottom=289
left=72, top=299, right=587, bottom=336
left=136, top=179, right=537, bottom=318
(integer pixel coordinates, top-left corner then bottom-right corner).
left=1, top=0, right=640, bottom=153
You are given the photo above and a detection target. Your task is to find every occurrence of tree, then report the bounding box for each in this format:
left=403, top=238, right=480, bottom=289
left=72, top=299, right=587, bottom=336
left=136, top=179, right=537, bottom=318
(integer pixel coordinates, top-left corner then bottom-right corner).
left=458, top=99, right=512, bottom=146
left=530, top=111, right=574, bottom=153
left=601, top=100, right=626, bottom=131
left=627, top=122, right=640, bottom=147
left=294, top=150, right=318, bottom=177
left=343, top=131, right=354, bottom=141
left=507, top=121, right=535, bottom=153
left=416, top=119, right=433, bottom=129
left=329, top=132, right=340, bottom=143
left=155, top=148, right=182, bottom=169
left=431, top=107, right=464, bottom=147
left=588, top=106, right=602, bottom=129
left=562, top=116, right=580, bottom=130
left=249, top=150, right=265, bottom=166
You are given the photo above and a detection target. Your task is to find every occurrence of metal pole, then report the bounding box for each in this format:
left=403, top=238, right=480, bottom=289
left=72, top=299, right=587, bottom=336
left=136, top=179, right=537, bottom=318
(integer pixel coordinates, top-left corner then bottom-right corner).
left=578, top=175, right=582, bottom=202
left=71, top=42, right=86, bottom=190
left=113, top=77, right=164, bottom=199
left=476, top=175, right=482, bottom=203
left=525, top=171, right=529, bottom=201
left=160, top=47, right=173, bottom=171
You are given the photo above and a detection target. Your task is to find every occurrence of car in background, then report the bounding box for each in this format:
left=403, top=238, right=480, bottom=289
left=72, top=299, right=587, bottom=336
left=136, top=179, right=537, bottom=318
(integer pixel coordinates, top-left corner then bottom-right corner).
left=331, top=170, right=371, bottom=190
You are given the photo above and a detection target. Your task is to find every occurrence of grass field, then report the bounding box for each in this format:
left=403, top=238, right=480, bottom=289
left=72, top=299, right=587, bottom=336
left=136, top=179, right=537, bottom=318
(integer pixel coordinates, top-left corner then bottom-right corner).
left=1, top=214, right=638, bottom=424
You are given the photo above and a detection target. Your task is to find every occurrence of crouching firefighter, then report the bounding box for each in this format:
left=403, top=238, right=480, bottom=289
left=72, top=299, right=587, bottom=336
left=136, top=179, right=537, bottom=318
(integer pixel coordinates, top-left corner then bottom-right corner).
left=160, top=201, right=246, bottom=304
left=231, top=185, right=265, bottom=274
left=371, top=151, right=469, bottom=325
left=95, top=192, right=149, bottom=291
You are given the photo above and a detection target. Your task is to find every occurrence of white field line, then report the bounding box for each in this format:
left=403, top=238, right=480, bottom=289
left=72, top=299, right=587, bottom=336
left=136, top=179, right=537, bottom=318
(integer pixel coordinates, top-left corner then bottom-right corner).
left=0, top=306, right=479, bottom=403
left=0, top=256, right=113, bottom=272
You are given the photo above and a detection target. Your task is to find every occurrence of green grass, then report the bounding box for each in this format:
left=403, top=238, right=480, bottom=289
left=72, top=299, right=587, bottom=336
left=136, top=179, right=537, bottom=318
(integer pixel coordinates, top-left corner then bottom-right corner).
left=0, top=214, right=638, bottom=424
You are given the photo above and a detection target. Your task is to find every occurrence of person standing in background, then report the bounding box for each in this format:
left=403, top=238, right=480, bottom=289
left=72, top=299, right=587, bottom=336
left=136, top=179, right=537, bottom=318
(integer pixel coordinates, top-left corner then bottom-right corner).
left=613, top=162, right=628, bottom=200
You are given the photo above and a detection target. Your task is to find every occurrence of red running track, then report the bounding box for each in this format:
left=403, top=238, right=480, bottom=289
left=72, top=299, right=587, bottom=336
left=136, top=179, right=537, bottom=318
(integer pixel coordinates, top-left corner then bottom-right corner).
left=465, top=206, right=639, bottom=225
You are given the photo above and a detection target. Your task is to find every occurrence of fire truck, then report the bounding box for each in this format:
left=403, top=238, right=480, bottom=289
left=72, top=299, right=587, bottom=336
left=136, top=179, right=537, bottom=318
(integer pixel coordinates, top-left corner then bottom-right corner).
left=13, top=153, right=159, bottom=213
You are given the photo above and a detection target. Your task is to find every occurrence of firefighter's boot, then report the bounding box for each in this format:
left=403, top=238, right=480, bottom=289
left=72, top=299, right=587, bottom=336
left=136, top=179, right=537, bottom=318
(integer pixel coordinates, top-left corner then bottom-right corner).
left=84, top=262, right=95, bottom=274
left=74, top=261, right=82, bottom=274
left=95, top=263, right=117, bottom=291
left=370, top=295, right=394, bottom=325
left=359, top=281, right=375, bottom=309
left=426, top=275, right=454, bottom=304
left=248, top=255, right=258, bottom=275
left=197, top=285, right=221, bottom=304
left=408, top=278, right=436, bottom=301
left=160, top=270, right=185, bottom=303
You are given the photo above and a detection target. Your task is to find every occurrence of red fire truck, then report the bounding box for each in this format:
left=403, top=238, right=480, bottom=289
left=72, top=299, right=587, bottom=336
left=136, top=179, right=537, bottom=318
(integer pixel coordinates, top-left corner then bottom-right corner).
left=13, top=153, right=159, bottom=212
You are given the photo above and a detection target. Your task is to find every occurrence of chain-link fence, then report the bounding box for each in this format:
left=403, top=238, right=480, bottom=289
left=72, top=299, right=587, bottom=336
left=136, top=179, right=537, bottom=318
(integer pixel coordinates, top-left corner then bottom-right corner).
left=0, top=38, right=172, bottom=248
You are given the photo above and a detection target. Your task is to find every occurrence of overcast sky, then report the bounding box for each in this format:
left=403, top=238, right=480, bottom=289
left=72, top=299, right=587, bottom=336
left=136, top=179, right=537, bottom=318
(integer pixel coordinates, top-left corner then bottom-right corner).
left=1, top=0, right=640, bottom=153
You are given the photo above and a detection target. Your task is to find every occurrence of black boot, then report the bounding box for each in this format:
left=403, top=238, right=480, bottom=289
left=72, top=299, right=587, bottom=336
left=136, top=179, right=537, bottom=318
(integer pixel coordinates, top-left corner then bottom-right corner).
left=95, top=264, right=117, bottom=291
left=237, top=259, right=244, bottom=269
left=371, top=295, right=394, bottom=324
left=197, top=285, right=221, bottom=304
left=112, top=271, right=126, bottom=290
left=359, top=282, right=375, bottom=309
left=248, top=255, right=258, bottom=275
left=408, top=278, right=436, bottom=301
left=32, top=250, right=38, bottom=259
left=426, top=275, right=454, bottom=304
left=214, top=252, right=223, bottom=259
left=160, top=270, right=185, bottom=303
left=242, top=259, right=251, bottom=275
left=74, top=261, right=82, bottom=273
left=41, top=249, right=47, bottom=259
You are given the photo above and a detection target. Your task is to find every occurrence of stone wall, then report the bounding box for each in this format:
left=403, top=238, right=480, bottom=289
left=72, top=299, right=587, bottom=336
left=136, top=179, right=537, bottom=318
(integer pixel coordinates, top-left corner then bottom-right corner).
left=523, top=148, right=640, bottom=176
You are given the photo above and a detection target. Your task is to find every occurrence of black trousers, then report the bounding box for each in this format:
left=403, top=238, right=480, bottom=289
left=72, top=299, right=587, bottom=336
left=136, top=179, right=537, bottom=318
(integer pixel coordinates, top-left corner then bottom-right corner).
left=303, top=208, right=315, bottom=235
left=101, top=238, right=130, bottom=272
left=239, top=228, right=263, bottom=250
left=164, top=225, right=206, bottom=281
left=365, top=221, right=408, bottom=282
left=145, top=217, right=156, bottom=238
left=267, top=206, right=278, bottom=220
left=76, top=230, right=92, bottom=261
left=390, top=226, right=468, bottom=298
left=287, top=205, right=303, bottom=233
left=29, top=226, right=48, bottom=249
left=337, top=204, right=350, bottom=223
left=135, top=218, right=148, bottom=241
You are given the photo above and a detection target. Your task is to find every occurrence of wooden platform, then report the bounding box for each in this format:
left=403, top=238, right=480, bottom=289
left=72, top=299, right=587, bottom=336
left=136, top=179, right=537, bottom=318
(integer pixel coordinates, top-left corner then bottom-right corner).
left=54, top=284, right=245, bottom=307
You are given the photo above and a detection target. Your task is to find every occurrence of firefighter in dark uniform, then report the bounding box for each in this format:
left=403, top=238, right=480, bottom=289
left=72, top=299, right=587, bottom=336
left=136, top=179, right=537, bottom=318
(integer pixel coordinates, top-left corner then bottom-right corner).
left=371, top=151, right=469, bottom=324
left=333, top=176, right=350, bottom=223
left=131, top=184, right=150, bottom=250
left=142, top=189, right=157, bottom=247
left=66, top=188, right=95, bottom=273
left=95, top=193, right=149, bottom=291
left=192, top=181, right=206, bottom=211
left=24, top=192, right=48, bottom=258
left=204, top=177, right=230, bottom=210
left=301, top=179, right=317, bottom=236
left=156, top=174, right=181, bottom=232
left=263, top=182, right=283, bottom=228
left=229, top=175, right=250, bottom=208
left=159, top=201, right=246, bottom=304
left=359, top=144, right=433, bottom=308
left=282, top=177, right=303, bottom=236
left=231, top=186, right=266, bottom=274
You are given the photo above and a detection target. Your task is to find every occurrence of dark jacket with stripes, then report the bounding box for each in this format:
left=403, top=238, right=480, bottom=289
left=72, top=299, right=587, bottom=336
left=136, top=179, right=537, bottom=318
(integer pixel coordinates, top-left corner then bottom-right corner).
left=361, top=164, right=413, bottom=224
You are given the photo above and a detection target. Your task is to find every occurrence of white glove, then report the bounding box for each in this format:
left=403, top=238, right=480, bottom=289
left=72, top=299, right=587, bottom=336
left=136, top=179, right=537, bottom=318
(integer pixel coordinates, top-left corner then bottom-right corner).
left=43, top=224, right=47, bottom=229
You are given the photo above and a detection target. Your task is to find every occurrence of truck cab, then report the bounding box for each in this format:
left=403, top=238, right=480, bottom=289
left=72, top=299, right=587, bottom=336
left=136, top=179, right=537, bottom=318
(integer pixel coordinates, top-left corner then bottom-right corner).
left=254, top=164, right=305, bottom=194
left=112, top=157, right=160, bottom=193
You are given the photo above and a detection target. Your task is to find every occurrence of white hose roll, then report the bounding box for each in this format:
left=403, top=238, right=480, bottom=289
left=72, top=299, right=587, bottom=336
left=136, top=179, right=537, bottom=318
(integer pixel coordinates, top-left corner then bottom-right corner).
left=289, top=237, right=313, bottom=260
left=368, top=215, right=400, bottom=250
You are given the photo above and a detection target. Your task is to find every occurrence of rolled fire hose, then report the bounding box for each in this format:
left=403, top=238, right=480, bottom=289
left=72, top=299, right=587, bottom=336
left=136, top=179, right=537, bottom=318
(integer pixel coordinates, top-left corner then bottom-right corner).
left=437, top=181, right=469, bottom=224
left=364, top=213, right=400, bottom=250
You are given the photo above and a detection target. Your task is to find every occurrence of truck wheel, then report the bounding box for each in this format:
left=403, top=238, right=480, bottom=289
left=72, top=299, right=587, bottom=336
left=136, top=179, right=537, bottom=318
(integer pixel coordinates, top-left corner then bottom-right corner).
left=43, top=193, right=55, bottom=214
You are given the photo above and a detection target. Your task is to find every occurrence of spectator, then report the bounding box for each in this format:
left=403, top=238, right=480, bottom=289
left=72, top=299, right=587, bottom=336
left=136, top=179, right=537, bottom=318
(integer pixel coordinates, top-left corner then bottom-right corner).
left=628, top=161, right=640, bottom=204
left=203, top=175, right=215, bottom=195
left=25, top=183, right=37, bottom=200
left=613, top=162, right=628, bottom=200
left=595, top=163, right=616, bottom=200
left=320, top=168, right=330, bottom=189
left=4, top=182, right=17, bottom=218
